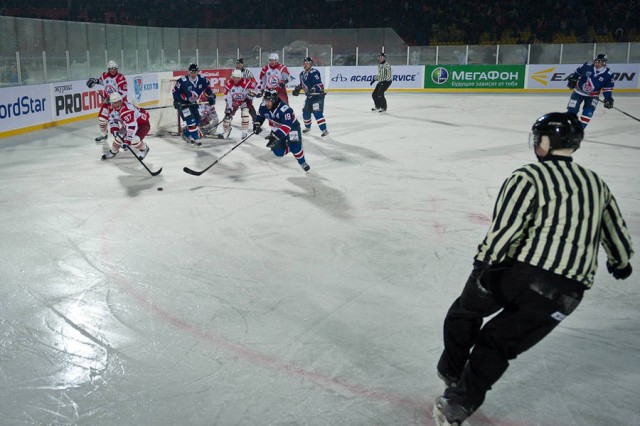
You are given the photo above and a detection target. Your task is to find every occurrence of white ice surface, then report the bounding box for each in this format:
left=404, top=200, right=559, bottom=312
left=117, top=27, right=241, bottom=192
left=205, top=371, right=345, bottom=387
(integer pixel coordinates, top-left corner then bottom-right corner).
left=0, top=92, right=639, bottom=425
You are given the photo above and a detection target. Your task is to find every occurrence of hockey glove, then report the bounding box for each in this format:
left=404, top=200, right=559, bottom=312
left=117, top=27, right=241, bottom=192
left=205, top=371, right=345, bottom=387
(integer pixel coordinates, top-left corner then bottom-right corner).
left=207, top=95, right=216, bottom=106
left=86, top=77, right=99, bottom=88
left=265, top=131, right=279, bottom=148
left=370, top=79, right=376, bottom=86
left=292, top=85, right=301, bottom=97
left=603, top=98, right=614, bottom=109
left=566, top=75, right=578, bottom=89
left=252, top=122, right=262, bottom=134
left=607, top=262, right=632, bottom=280
left=173, top=100, right=182, bottom=110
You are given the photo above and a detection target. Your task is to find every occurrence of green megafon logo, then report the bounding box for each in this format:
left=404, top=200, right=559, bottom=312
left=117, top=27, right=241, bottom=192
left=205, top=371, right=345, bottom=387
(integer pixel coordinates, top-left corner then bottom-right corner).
left=431, top=67, right=449, bottom=84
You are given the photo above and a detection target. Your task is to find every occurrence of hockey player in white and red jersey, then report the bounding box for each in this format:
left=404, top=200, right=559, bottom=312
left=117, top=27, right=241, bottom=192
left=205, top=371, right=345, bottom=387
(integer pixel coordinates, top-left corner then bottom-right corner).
left=86, top=61, right=128, bottom=143
left=258, top=52, right=291, bottom=104
left=220, top=69, right=258, bottom=139
left=101, top=92, right=151, bottom=161
left=235, top=58, right=258, bottom=121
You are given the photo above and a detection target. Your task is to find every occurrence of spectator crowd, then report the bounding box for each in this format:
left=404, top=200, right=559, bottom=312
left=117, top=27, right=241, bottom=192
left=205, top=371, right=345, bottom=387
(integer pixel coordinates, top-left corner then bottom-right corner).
left=1, top=0, right=639, bottom=46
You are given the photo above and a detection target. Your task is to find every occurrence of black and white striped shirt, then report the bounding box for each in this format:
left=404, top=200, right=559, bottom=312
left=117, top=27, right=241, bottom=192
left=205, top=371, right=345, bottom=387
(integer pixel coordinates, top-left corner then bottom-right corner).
left=476, top=156, right=634, bottom=288
left=377, top=62, right=392, bottom=82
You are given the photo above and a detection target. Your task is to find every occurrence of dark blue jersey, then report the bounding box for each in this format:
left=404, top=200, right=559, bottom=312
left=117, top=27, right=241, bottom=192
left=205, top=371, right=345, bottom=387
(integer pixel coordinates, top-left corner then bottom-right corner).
left=299, top=67, right=324, bottom=97
left=569, top=63, right=614, bottom=100
left=172, top=74, right=214, bottom=104
left=256, top=100, right=300, bottom=140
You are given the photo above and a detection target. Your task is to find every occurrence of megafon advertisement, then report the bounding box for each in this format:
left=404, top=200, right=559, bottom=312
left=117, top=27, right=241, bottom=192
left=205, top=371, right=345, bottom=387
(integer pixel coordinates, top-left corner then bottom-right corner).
left=425, top=65, right=525, bottom=89
left=527, top=64, right=639, bottom=90
left=0, top=83, right=51, bottom=134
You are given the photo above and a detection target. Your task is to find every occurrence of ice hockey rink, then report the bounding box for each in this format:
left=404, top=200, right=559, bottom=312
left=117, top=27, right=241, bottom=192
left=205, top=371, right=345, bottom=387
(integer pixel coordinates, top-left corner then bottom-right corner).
left=1, top=92, right=639, bottom=425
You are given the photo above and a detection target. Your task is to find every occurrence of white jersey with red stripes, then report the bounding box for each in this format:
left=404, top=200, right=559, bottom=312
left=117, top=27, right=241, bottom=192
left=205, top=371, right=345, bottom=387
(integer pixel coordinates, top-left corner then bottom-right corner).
left=224, top=78, right=258, bottom=110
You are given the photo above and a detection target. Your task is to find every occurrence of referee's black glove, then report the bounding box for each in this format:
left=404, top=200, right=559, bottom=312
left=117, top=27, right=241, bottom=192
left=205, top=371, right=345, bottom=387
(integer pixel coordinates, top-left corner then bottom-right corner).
left=607, top=262, right=632, bottom=280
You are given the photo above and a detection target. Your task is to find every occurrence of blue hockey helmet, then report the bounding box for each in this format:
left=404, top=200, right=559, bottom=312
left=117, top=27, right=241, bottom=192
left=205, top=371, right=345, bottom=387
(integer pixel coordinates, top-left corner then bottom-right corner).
left=531, top=112, right=583, bottom=154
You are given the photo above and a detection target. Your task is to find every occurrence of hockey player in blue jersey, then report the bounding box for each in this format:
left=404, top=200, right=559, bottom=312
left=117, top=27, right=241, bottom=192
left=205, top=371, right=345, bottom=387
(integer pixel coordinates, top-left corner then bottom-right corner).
left=566, top=53, right=615, bottom=128
left=172, top=63, right=216, bottom=145
left=253, top=90, right=310, bottom=172
left=292, top=56, right=329, bottom=137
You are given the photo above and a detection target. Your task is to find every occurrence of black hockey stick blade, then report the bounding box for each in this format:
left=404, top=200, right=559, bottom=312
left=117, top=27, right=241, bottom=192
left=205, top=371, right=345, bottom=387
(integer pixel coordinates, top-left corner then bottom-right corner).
left=613, top=106, right=640, bottom=123
left=598, top=98, right=640, bottom=123
left=183, top=132, right=255, bottom=176
left=126, top=146, right=162, bottom=176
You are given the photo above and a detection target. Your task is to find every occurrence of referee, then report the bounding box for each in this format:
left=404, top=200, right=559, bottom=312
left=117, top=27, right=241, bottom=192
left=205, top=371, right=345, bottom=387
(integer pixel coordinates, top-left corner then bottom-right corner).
left=433, top=112, right=634, bottom=426
left=371, top=52, right=392, bottom=112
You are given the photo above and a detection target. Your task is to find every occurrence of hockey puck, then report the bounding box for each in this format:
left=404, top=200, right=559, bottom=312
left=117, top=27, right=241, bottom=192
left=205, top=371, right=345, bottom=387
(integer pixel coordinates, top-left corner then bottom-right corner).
left=157, top=187, right=163, bottom=191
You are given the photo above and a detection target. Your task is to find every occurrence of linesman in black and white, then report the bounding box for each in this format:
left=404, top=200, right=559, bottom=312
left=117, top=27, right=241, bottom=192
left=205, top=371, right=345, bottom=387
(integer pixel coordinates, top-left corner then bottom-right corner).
left=433, top=112, right=634, bottom=426
left=370, top=52, right=392, bottom=112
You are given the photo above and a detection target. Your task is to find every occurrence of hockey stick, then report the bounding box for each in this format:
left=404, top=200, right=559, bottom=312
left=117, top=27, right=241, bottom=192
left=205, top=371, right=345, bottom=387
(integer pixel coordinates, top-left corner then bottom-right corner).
left=598, top=98, right=640, bottom=123
left=145, top=102, right=201, bottom=111
left=183, top=132, right=254, bottom=176
left=124, top=145, right=162, bottom=176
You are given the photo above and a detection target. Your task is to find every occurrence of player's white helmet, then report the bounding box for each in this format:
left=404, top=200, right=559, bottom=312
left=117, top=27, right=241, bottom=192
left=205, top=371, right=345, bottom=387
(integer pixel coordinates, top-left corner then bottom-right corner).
left=109, top=92, right=123, bottom=104
left=268, top=52, right=279, bottom=61
left=107, top=60, right=118, bottom=69
left=231, top=69, right=242, bottom=79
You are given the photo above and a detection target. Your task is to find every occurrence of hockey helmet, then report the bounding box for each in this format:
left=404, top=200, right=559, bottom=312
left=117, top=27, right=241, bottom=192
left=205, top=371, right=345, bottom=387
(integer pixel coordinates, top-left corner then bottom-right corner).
left=107, top=60, right=118, bottom=69
left=303, top=56, right=313, bottom=64
left=594, top=53, right=608, bottom=64
left=263, top=89, right=280, bottom=106
left=378, top=52, right=386, bottom=58
left=531, top=112, right=583, bottom=155
left=231, top=69, right=242, bottom=79
left=188, top=63, right=199, bottom=72
left=268, top=52, right=279, bottom=61
left=235, top=58, right=244, bottom=64
left=109, top=92, right=123, bottom=104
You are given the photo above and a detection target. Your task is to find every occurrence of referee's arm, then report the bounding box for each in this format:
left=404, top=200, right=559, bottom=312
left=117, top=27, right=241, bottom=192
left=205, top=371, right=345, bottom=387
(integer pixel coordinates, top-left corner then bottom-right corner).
left=601, top=194, right=634, bottom=267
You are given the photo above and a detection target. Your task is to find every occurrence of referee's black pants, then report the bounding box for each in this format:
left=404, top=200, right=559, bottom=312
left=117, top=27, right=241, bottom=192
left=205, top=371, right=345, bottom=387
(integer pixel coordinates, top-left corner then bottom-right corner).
left=372, top=80, right=391, bottom=110
left=437, top=261, right=585, bottom=410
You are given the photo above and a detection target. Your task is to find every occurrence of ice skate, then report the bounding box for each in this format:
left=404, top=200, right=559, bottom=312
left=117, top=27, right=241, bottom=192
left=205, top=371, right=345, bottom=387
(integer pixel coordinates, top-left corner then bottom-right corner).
left=300, top=162, right=310, bottom=172
left=321, top=130, right=329, bottom=137
left=138, top=146, right=149, bottom=160
left=95, top=133, right=108, bottom=142
left=433, top=396, right=472, bottom=426
left=101, top=150, right=117, bottom=160
left=302, top=128, right=311, bottom=134
left=215, top=133, right=225, bottom=140
left=371, top=107, right=379, bottom=111
left=378, top=108, right=387, bottom=113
